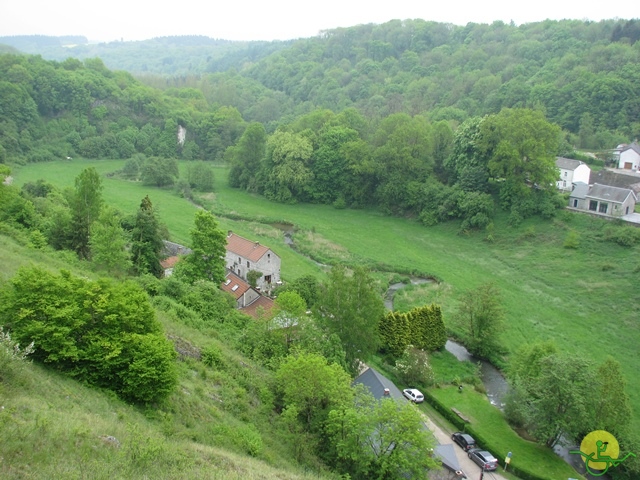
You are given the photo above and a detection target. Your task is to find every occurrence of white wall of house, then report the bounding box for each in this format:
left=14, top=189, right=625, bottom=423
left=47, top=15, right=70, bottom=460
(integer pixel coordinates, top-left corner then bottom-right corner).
left=238, top=289, right=261, bottom=308
left=618, top=149, right=640, bottom=171
left=557, top=168, right=573, bottom=190
left=557, top=164, right=591, bottom=191
left=573, top=164, right=590, bottom=184
left=252, top=252, right=281, bottom=292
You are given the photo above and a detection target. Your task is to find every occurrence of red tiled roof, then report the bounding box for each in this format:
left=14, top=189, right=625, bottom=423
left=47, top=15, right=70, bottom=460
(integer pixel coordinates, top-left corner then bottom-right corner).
left=241, top=295, right=275, bottom=319
left=160, top=256, right=180, bottom=269
left=221, top=271, right=251, bottom=300
left=226, top=232, right=272, bottom=262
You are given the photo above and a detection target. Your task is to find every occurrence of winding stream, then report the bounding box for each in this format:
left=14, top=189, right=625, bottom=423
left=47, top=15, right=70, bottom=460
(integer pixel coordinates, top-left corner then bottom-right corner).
left=272, top=221, right=603, bottom=479
left=385, top=282, right=601, bottom=479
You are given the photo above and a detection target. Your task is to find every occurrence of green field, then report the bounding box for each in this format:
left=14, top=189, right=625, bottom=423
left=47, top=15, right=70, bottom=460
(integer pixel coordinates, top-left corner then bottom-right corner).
left=12, top=159, right=640, bottom=431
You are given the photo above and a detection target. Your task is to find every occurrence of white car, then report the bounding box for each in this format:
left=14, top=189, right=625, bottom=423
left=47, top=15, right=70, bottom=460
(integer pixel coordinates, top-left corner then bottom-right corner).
left=402, top=388, right=424, bottom=403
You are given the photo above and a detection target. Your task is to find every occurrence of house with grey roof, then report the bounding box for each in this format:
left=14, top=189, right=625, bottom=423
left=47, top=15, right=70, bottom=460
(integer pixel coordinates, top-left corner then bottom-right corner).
left=569, top=183, right=636, bottom=217
left=556, top=157, right=590, bottom=191
left=617, top=142, right=640, bottom=171
left=590, top=169, right=640, bottom=195
left=353, top=368, right=464, bottom=478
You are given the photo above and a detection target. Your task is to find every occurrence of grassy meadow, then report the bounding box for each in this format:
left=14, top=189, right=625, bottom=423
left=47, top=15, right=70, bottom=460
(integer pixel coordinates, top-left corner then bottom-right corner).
left=11, top=159, right=640, bottom=431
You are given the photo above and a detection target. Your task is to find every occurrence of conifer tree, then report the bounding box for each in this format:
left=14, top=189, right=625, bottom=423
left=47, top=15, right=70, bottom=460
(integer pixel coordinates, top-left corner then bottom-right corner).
left=130, top=196, right=164, bottom=278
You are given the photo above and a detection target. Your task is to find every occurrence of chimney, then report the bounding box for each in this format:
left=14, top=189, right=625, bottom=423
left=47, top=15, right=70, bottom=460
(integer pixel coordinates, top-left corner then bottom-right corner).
left=227, top=230, right=232, bottom=237
left=383, top=388, right=390, bottom=396
left=254, top=241, right=259, bottom=248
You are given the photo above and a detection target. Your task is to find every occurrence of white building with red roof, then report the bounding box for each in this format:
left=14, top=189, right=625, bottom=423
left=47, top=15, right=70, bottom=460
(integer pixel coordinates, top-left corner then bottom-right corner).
left=225, top=231, right=281, bottom=294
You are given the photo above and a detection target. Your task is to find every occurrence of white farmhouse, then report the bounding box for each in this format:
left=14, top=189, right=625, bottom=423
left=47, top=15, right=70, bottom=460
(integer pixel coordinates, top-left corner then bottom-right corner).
left=617, top=142, right=640, bottom=171
left=556, top=157, right=591, bottom=191
left=225, top=231, right=281, bottom=295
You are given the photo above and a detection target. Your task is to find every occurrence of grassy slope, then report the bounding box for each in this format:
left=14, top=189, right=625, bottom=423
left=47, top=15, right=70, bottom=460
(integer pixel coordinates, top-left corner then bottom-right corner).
left=11, top=160, right=640, bottom=427
left=0, top=234, right=335, bottom=479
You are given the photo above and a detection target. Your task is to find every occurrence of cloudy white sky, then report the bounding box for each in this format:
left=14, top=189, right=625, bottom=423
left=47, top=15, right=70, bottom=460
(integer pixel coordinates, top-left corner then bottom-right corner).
left=1, top=0, right=634, bottom=42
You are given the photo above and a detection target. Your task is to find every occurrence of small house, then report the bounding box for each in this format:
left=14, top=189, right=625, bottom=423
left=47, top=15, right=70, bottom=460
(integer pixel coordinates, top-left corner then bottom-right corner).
left=617, top=142, right=640, bottom=171
left=569, top=183, right=636, bottom=217
left=221, top=271, right=261, bottom=309
left=220, top=271, right=275, bottom=318
left=556, top=157, right=590, bottom=191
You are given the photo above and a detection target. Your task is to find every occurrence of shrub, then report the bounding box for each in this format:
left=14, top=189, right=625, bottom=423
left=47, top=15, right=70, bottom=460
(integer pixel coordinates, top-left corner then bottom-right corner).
left=0, top=326, right=34, bottom=384
left=563, top=229, right=579, bottom=249
left=0, top=267, right=178, bottom=404
left=395, top=346, right=435, bottom=387
left=605, top=226, right=640, bottom=247
left=202, top=345, right=225, bottom=369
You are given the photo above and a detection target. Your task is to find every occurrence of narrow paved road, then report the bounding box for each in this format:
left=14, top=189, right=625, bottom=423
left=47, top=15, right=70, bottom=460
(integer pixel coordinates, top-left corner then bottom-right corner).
left=424, top=415, right=509, bottom=480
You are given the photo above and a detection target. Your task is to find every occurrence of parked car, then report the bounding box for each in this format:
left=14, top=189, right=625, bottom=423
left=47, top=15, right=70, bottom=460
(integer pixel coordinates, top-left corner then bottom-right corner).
left=452, top=432, right=477, bottom=451
left=468, top=449, right=498, bottom=471
left=402, top=388, right=424, bottom=403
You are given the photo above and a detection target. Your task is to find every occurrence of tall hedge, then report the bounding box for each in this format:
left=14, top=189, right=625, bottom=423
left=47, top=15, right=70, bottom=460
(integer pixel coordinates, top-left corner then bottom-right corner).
left=379, top=304, right=446, bottom=356
left=0, top=266, right=178, bottom=403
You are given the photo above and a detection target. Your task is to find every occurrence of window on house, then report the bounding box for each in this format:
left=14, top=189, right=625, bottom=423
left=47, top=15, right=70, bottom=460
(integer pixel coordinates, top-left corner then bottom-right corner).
left=589, top=200, right=598, bottom=211
left=265, top=275, right=272, bottom=283
left=564, top=171, right=567, bottom=177
left=238, top=257, right=241, bottom=263
left=247, top=261, right=250, bottom=268
left=626, top=206, right=630, bottom=215
left=563, top=181, right=566, bottom=187
left=599, top=203, right=608, bottom=214
left=573, top=199, right=578, bottom=208
left=231, top=285, right=239, bottom=291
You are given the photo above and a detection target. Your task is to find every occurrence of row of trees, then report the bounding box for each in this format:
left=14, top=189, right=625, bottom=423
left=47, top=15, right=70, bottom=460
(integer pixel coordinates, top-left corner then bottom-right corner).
left=229, top=107, right=564, bottom=226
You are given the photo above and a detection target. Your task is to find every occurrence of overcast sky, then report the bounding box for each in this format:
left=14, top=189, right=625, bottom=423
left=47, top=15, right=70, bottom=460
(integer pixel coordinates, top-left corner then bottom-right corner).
left=1, top=0, right=634, bottom=42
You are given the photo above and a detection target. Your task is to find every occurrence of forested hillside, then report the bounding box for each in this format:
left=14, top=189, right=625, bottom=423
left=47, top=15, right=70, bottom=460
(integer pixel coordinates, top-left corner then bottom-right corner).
left=0, top=35, right=291, bottom=75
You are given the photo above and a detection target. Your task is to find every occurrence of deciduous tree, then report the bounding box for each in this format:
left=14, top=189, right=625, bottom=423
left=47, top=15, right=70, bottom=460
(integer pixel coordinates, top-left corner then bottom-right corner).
left=275, top=352, right=352, bottom=432
left=173, top=210, right=226, bottom=284
left=316, top=265, right=385, bottom=375
left=480, top=108, right=561, bottom=210
left=455, top=283, right=504, bottom=360
left=69, top=167, right=102, bottom=259
left=90, top=207, right=132, bottom=276
left=0, top=266, right=177, bottom=403
left=326, top=388, right=439, bottom=479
